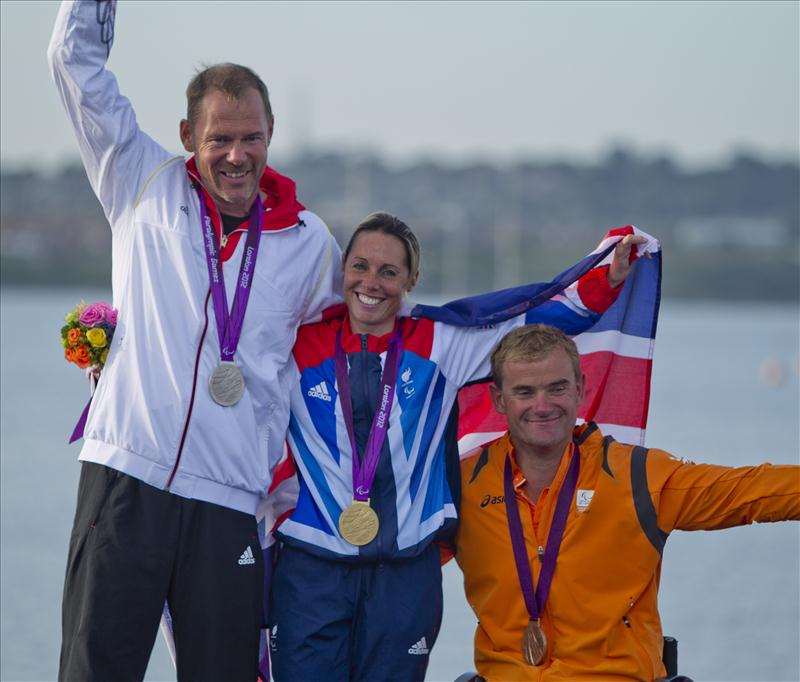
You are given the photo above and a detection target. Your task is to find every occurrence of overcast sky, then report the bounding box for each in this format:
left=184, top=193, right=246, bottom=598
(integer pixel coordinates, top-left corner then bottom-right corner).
left=2, top=0, right=798, bottom=170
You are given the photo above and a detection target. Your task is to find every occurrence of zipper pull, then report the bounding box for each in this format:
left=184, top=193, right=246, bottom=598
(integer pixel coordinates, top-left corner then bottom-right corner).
left=220, top=233, right=228, bottom=249
left=538, top=545, right=544, bottom=562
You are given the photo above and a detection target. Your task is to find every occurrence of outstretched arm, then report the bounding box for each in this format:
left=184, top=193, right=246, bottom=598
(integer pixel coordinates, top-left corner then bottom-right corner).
left=648, top=449, right=800, bottom=532
left=525, top=229, right=654, bottom=336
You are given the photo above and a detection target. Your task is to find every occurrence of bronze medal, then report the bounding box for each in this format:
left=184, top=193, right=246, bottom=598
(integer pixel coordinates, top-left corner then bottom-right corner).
left=209, top=361, right=245, bottom=406
left=504, top=446, right=581, bottom=670
left=521, top=619, right=547, bottom=666
left=338, top=500, right=380, bottom=546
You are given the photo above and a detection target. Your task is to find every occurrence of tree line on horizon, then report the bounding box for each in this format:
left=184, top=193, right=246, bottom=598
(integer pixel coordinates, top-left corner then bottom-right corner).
left=1, top=147, right=797, bottom=300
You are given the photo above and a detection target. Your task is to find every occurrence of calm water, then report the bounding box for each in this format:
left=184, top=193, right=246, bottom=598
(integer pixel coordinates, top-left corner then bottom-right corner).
left=1, top=287, right=798, bottom=682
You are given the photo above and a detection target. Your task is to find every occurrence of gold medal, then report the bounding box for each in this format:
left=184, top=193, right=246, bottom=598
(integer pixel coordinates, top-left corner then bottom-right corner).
left=338, top=500, right=379, bottom=546
left=521, top=619, right=547, bottom=666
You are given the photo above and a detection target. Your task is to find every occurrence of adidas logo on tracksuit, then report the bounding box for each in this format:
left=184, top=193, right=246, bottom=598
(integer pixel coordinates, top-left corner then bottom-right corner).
left=408, top=636, right=429, bottom=655
left=307, top=382, right=332, bottom=401
left=238, top=546, right=256, bottom=565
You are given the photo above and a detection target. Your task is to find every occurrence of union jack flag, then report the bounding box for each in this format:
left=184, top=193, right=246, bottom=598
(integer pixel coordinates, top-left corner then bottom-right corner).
left=449, top=226, right=661, bottom=454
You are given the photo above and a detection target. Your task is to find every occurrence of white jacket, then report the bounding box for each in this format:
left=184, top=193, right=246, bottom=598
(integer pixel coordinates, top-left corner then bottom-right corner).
left=48, top=0, right=342, bottom=515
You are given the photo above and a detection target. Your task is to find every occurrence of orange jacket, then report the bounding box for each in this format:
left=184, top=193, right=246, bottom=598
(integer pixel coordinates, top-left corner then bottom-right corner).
left=455, top=423, right=800, bottom=681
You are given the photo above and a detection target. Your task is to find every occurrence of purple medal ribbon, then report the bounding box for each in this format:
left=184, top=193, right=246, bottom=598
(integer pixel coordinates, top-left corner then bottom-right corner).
left=198, top=192, right=263, bottom=363
left=68, top=192, right=262, bottom=442
left=334, top=326, right=403, bottom=502
left=503, top=441, right=580, bottom=623
left=68, top=397, right=93, bottom=444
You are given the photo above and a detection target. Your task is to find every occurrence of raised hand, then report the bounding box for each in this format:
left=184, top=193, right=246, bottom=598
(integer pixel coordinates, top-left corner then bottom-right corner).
left=607, top=234, right=651, bottom=288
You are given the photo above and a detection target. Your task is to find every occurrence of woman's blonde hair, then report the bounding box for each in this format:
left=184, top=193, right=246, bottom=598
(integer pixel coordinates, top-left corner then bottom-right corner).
left=343, top=212, right=421, bottom=276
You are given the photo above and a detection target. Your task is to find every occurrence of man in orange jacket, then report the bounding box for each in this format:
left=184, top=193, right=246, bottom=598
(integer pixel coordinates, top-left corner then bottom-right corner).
left=455, top=324, right=800, bottom=681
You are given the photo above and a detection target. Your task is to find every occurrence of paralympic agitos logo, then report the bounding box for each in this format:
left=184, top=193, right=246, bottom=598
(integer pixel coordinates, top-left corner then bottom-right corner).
left=480, top=493, right=505, bottom=508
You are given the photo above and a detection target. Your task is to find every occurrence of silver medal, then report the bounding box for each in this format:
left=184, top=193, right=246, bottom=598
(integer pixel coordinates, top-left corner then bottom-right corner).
left=209, top=361, right=245, bottom=406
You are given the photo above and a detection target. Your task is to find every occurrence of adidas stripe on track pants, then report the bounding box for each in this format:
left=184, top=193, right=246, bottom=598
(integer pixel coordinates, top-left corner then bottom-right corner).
left=59, top=462, right=264, bottom=682
left=270, top=542, right=443, bottom=682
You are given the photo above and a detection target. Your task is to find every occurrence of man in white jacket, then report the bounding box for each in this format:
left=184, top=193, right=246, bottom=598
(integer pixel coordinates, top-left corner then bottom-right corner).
left=48, top=2, right=341, bottom=680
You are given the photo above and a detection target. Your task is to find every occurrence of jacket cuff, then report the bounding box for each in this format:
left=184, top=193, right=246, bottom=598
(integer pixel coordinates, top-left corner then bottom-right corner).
left=577, top=265, right=621, bottom=314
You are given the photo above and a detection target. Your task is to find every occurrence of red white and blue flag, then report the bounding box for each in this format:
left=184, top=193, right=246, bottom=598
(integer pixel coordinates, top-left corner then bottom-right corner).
left=448, top=226, right=661, bottom=455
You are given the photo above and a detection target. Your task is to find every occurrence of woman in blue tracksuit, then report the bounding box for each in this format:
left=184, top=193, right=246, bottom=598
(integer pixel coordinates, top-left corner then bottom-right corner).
left=269, top=212, right=646, bottom=681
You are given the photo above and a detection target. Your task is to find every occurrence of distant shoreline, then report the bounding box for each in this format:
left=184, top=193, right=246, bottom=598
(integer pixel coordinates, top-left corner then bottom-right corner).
left=3, top=150, right=797, bottom=301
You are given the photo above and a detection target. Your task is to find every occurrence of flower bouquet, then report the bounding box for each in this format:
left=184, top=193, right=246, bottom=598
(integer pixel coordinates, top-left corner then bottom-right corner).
left=61, top=301, right=118, bottom=374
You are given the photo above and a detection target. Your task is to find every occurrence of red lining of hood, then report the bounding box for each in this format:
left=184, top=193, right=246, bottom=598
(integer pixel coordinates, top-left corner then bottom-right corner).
left=186, top=158, right=306, bottom=259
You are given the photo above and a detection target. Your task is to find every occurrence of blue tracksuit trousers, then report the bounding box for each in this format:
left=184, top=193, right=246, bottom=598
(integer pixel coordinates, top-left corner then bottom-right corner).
left=269, top=542, right=443, bottom=682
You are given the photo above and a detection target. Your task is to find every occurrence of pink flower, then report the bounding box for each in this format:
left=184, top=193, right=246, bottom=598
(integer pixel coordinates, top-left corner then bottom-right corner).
left=79, top=302, right=117, bottom=327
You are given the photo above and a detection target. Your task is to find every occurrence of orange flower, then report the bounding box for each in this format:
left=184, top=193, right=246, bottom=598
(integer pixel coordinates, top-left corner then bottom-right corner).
left=74, top=345, right=92, bottom=369
left=64, top=347, right=76, bottom=364
left=67, top=328, right=82, bottom=347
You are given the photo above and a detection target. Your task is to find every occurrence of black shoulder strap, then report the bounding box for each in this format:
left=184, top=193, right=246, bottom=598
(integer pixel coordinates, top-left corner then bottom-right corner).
left=602, top=435, right=616, bottom=478
left=630, top=446, right=668, bottom=555
left=576, top=421, right=599, bottom=444
left=468, top=446, right=491, bottom=485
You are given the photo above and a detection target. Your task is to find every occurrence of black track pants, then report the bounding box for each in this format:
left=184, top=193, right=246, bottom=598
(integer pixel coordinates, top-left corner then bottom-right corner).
left=59, top=462, right=264, bottom=682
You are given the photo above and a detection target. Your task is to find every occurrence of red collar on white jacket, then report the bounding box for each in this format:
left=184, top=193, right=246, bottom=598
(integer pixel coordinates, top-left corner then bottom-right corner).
left=186, top=158, right=306, bottom=258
